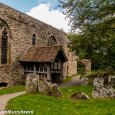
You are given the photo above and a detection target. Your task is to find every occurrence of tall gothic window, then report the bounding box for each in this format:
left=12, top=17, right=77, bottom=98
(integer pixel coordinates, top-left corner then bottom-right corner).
left=32, top=34, right=36, bottom=45
left=1, top=28, right=8, bottom=64
left=47, top=36, right=57, bottom=46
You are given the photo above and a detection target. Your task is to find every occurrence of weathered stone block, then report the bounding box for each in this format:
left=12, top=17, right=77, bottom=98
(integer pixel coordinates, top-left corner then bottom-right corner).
left=26, top=73, right=39, bottom=94
left=81, top=77, right=88, bottom=86
left=108, top=75, right=115, bottom=86
left=70, top=92, right=90, bottom=100
left=92, top=85, right=115, bottom=98
left=93, top=77, right=104, bottom=87
left=50, top=84, right=62, bottom=97
left=92, top=85, right=108, bottom=98
left=39, top=79, right=51, bottom=95
left=106, top=85, right=114, bottom=97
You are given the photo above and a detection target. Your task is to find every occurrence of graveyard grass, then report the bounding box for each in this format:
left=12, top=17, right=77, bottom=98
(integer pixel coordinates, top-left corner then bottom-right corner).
left=0, top=85, right=25, bottom=96
left=6, top=86, right=115, bottom=115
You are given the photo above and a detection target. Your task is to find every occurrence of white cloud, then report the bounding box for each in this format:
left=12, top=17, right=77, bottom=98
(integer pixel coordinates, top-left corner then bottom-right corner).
left=46, top=2, right=51, bottom=8
left=26, top=3, right=70, bottom=33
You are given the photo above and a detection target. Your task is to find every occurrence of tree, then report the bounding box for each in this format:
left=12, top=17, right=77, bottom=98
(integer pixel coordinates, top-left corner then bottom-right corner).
left=58, top=0, right=115, bottom=70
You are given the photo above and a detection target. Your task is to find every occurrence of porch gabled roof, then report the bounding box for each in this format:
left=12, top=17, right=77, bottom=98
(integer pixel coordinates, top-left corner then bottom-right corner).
left=19, top=46, right=68, bottom=63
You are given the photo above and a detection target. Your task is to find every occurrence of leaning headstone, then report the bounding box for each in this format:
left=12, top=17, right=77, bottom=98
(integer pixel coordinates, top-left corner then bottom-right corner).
left=92, top=85, right=115, bottom=98
left=39, top=79, right=51, bottom=95
left=106, top=66, right=114, bottom=75
left=26, top=73, right=39, bottom=94
left=81, top=77, right=88, bottom=86
left=70, top=92, right=90, bottom=100
left=106, top=85, right=114, bottom=97
left=92, top=85, right=108, bottom=98
left=108, top=75, right=115, bottom=86
left=50, top=84, right=62, bottom=97
left=93, top=77, right=104, bottom=87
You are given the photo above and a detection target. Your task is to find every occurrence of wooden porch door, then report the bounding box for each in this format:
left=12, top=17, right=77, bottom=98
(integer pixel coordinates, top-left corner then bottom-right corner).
left=51, top=61, right=63, bottom=83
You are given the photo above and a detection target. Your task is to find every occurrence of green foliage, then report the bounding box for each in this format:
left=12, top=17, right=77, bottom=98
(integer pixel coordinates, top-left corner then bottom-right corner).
left=58, top=0, right=115, bottom=32
left=0, top=85, right=25, bottom=96
left=85, top=72, right=97, bottom=78
left=6, top=86, right=115, bottom=115
left=77, top=62, right=84, bottom=72
left=58, top=0, right=115, bottom=70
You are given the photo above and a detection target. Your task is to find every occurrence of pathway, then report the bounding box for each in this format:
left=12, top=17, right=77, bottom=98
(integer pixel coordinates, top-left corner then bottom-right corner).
left=59, top=75, right=81, bottom=87
left=0, top=91, right=25, bottom=114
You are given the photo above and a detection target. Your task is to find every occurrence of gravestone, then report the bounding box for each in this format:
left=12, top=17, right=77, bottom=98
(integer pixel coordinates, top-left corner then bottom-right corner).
left=108, top=75, right=115, bottom=86
left=106, top=66, right=114, bottom=75
left=92, top=85, right=108, bottom=98
left=39, top=79, right=51, bottom=95
left=92, top=85, right=115, bottom=98
left=81, top=77, right=88, bottom=86
left=70, top=92, right=90, bottom=100
left=93, top=77, right=104, bottom=87
left=26, top=73, right=39, bottom=94
left=106, top=85, right=114, bottom=97
left=50, top=84, right=62, bottom=97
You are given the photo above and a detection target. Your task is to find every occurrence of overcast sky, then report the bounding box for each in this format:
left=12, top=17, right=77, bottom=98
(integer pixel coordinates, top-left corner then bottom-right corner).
left=0, top=0, right=71, bottom=33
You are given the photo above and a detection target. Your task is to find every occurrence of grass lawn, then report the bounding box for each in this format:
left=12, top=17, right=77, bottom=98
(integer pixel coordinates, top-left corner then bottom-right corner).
left=6, top=86, right=115, bottom=115
left=0, top=85, right=25, bottom=96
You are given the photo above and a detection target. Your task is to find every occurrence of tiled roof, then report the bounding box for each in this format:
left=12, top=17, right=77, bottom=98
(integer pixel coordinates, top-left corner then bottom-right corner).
left=19, top=46, right=68, bottom=63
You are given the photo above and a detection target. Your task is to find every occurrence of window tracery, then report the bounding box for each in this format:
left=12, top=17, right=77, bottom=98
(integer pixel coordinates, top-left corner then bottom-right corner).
left=47, top=36, right=57, bottom=46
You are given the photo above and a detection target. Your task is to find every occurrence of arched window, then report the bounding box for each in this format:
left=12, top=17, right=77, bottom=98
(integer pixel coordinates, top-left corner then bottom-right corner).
left=1, top=28, right=8, bottom=64
left=47, top=35, right=57, bottom=46
left=32, top=34, right=36, bottom=45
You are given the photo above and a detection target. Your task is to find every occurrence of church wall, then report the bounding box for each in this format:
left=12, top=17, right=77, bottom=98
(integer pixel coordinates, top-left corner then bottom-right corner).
left=63, top=47, right=77, bottom=77
left=0, top=3, right=76, bottom=86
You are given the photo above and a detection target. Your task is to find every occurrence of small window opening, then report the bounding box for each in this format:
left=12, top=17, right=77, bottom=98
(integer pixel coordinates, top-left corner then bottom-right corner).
left=32, top=34, right=36, bottom=45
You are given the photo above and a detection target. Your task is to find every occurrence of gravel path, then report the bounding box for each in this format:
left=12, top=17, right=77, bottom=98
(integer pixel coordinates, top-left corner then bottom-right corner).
left=59, top=75, right=81, bottom=87
left=0, top=91, right=25, bottom=114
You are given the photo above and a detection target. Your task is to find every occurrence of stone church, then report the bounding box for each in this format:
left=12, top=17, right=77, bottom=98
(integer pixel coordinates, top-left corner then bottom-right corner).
left=0, top=2, right=78, bottom=87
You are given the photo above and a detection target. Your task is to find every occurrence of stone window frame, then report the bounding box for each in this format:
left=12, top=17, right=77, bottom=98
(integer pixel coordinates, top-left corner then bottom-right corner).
left=47, top=35, right=57, bottom=46
left=0, top=19, right=11, bottom=67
